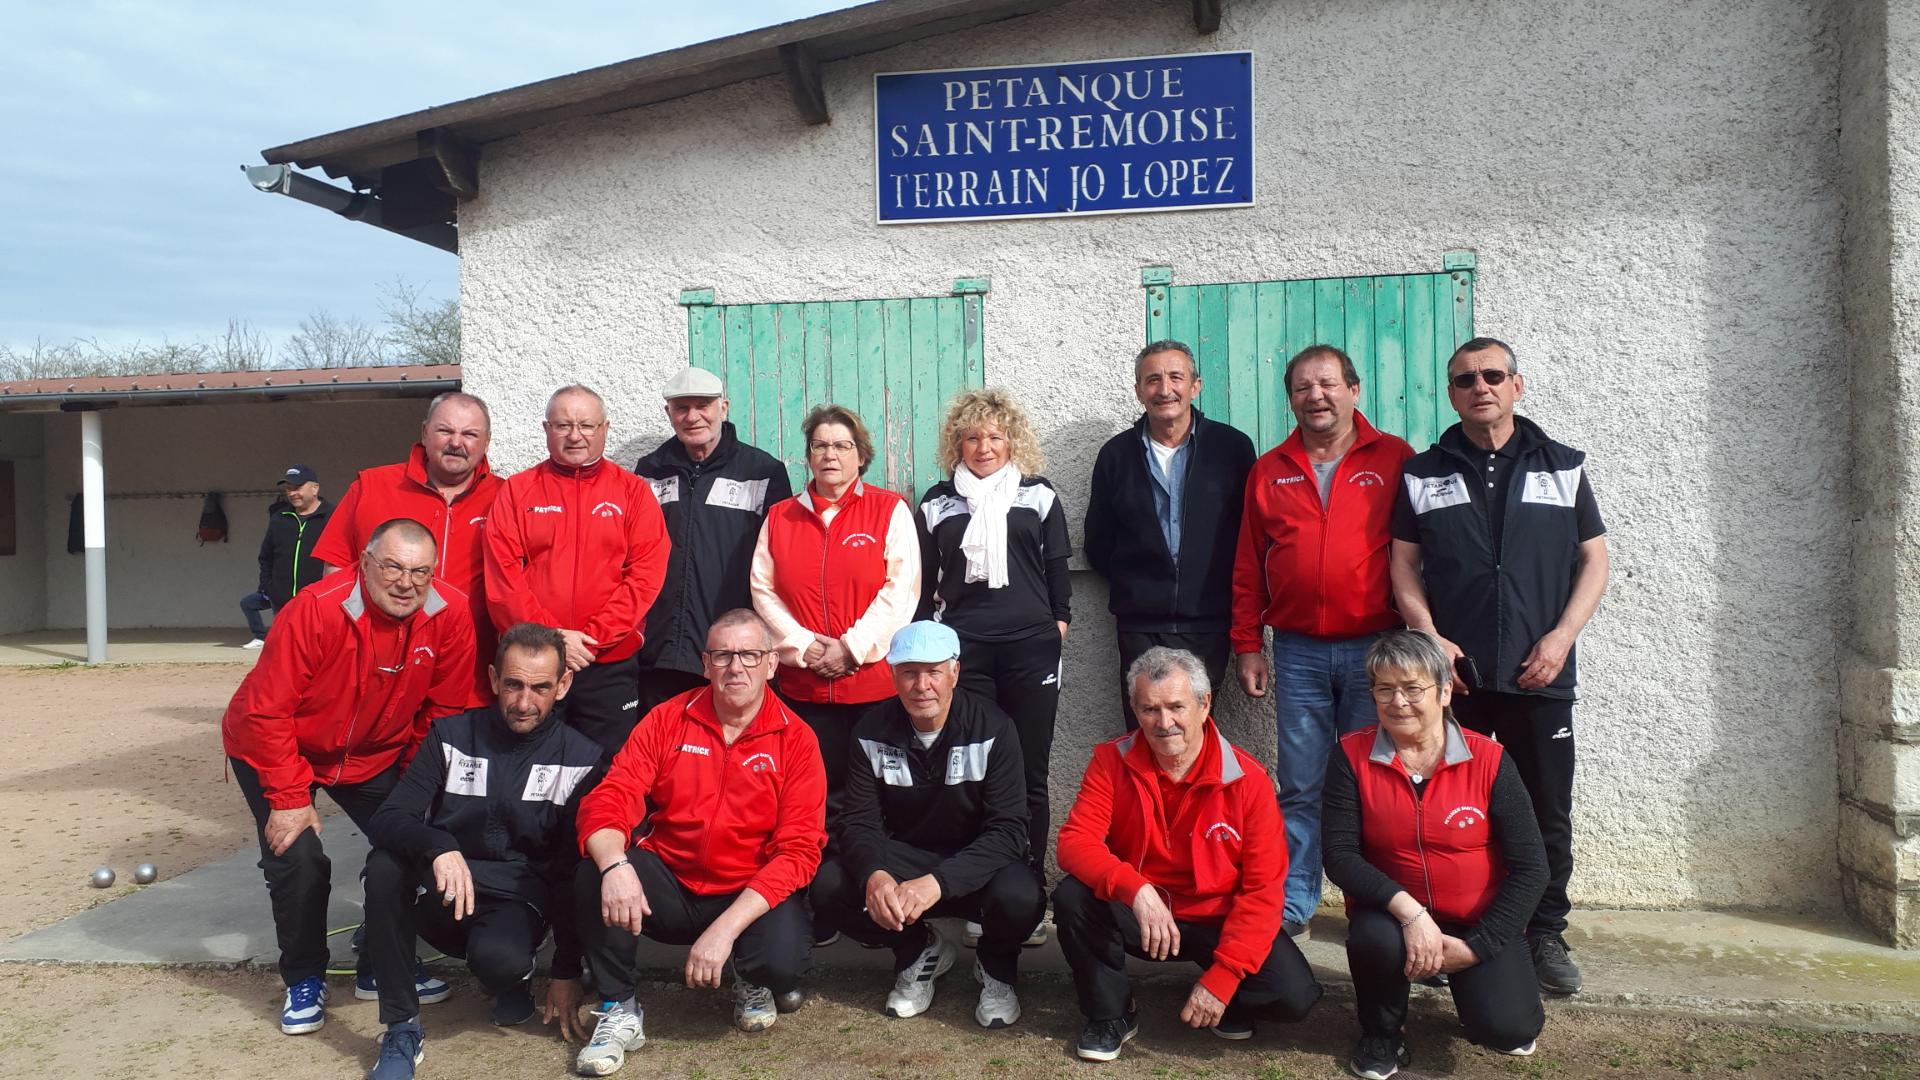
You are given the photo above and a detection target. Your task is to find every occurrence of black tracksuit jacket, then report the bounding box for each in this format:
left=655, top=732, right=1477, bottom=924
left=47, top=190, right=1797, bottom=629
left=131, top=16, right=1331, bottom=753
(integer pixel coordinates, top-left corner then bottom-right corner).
left=839, top=690, right=1029, bottom=898
left=633, top=422, right=792, bottom=675
left=1082, top=408, right=1257, bottom=634
left=258, top=499, right=333, bottom=610
left=366, top=707, right=606, bottom=977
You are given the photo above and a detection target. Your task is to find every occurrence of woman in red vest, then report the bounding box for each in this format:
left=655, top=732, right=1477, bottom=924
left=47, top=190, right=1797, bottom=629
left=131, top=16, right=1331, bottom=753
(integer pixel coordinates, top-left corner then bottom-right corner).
left=750, top=405, right=921, bottom=845
left=1323, top=629, right=1549, bottom=1080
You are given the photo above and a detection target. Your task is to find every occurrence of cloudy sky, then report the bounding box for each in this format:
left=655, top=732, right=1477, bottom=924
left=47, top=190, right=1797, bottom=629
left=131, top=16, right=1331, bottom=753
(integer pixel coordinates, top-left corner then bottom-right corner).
left=0, top=0, right=843, bottom=354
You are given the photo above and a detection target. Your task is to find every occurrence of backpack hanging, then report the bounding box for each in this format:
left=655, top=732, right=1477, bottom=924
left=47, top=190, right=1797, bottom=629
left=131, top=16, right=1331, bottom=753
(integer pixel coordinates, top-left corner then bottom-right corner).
left=197, top=492, right=228, bottom=544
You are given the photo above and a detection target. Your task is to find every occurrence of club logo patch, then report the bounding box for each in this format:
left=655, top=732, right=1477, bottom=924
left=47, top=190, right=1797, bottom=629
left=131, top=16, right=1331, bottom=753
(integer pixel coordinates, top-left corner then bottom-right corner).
left=590, top=501, right=625, bottom=518
left=1202, top=822, right=1242, bottom=843
left=442, top=748, right=487, bottom=796
left=1443, top=805, right=1487, bottom=829
left=741, top=752, right=777, bottom=774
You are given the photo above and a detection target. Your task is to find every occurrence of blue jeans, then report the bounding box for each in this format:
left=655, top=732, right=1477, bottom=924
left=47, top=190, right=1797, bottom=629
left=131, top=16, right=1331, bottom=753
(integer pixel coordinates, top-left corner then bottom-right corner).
left=239, top=590, right=273, bottom=639
left=1272, top=630, right=1382, bottom=925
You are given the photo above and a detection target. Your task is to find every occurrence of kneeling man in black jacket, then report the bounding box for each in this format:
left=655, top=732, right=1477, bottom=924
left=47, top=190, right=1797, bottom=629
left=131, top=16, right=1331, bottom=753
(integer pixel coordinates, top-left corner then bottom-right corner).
left=810, top=620, right=1045, bottom=1028
left=360, top=622, right=607, bottom=1080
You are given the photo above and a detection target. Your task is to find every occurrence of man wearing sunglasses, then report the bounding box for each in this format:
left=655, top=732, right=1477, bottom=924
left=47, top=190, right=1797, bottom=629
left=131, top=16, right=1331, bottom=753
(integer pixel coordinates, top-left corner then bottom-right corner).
left=221, top=517, right=478, bottom=1038
left=573, top=609, right=826, bottom=1075
left=1388, top=337, right=1610, bottom=998
left=486, top=384, right=673, bottom=756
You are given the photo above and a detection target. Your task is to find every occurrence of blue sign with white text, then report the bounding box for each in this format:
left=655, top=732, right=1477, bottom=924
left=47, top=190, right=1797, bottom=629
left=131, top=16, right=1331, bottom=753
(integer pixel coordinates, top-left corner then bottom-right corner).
left=874, top=51, right=1254, bottom=224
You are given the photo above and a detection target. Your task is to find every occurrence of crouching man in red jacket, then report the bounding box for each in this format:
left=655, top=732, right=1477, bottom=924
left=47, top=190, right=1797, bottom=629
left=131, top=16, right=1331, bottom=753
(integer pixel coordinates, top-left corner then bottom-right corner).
left=221, top=517, right=477, bottom=1038
left=571, top=608, right=827, bottom=1077
left=1054, top=646, right=1322, bottom=1062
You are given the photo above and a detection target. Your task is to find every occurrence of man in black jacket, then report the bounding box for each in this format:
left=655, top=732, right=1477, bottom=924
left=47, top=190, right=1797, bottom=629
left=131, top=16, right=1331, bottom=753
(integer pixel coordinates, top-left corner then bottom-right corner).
left=240, top=464, right=332, bottom=648
left=1084, top=342, right=1258, bottom=728
left=810, top=621, right=1043, bottom=1028
left=1389, top=337, right=1610, bottom=999
left=632, top=367, right=792, bottom=714
left=360, top=622, right=606, bottom=1080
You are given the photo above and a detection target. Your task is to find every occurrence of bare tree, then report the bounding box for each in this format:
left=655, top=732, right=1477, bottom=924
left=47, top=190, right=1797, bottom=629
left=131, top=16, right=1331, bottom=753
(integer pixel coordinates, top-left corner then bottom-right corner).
left=214, top=318, right=274, bottom=370
left=287, top=309, right=380, bottom=368
left=378, top=277, right=459, bottom=366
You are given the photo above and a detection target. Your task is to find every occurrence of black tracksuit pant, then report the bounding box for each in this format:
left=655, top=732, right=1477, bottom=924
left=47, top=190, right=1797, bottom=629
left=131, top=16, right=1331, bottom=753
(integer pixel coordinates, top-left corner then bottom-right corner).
left=1345, top=906, right=1544, bottom=1051
left=574, top=849, right=811, bottom=1002
left=1452, top=692, right=1574, bottom=937
left=1051, top=875, right=1322, bottom=1024
left=1116, top=630, right=1232, bottom=731
left=810, top=846, right=1045, bottom=984
left=957, top=626, right=1062, bottom=871
left=776, top=693, right=882, bottom=835
left=231, top=756, right=400, bottom=987
left=561, top=653, right=643, bottom=758
left=362, top=847, right=547, bottom=1024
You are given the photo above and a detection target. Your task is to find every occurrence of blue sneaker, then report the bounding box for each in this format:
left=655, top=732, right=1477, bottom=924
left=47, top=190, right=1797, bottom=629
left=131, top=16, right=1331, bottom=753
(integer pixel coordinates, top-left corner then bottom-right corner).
left=280, top=975, right=328, bottom=1034
left=355, top=961, right=452, bottom=1004
left=367, top=1020, right=424, bottom=1080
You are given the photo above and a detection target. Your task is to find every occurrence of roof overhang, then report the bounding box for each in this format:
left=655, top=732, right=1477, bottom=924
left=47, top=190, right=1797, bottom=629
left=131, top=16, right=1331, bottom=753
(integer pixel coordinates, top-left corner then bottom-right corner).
left=0, top=365, right=460, bottom=413
left=249, top=0, right=1224, bottom=249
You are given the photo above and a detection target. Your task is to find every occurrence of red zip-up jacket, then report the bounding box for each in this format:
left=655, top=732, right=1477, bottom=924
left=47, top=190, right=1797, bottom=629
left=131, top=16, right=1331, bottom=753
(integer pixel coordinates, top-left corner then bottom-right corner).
left=576, top=686, right=826, bottom=906
left=221, top=572, right=476, bottom=809
left=312, top=444, right=503, bottom=703
left=1339, top=723, right=1508, bottom=927
left=1231, top=411, right=1413, bottom=650
left=485, top=458, right=671, bottom=665
left=1056, top=719, right=1287, bottom=1003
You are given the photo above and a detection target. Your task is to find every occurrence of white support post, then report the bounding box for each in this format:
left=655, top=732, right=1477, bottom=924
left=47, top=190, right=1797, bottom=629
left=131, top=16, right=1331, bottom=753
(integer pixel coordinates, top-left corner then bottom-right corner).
left=80, top=410, right=107, bottom=664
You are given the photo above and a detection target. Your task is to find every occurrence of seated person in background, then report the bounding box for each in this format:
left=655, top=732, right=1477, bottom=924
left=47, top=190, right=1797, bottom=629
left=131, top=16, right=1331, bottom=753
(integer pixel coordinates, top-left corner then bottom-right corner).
left=360, top=622, right=605, bottom=1080
left=810, top=621, right=1044, bottom=1027
left=1053, top=646, right=1322, bottom=1062
left=572, top=609, right=826, bottom=1077
left=1325, top=629, right=1549, bottom=1080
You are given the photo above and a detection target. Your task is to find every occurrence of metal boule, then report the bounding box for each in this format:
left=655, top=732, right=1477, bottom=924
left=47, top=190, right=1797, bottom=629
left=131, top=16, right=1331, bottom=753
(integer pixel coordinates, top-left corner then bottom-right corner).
left=90, top=867, right=116, bottom=888
left=133, top=863, right=158, bottom=885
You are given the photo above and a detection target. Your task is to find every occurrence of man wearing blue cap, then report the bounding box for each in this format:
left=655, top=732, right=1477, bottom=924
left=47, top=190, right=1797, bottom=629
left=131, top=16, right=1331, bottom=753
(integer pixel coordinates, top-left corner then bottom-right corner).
left=809, top=621, right=1043, bottom=1028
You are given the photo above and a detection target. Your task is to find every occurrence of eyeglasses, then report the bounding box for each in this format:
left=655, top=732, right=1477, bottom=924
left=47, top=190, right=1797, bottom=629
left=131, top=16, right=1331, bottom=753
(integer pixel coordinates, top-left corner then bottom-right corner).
left=544, top=421, right=606, bottom=436
left=808, top=440, right=857, bottom=455
left=1369, top=683, right=1435, bottom=705
left=366, top=558, right=433, bottom=585
left=1449, top=369, right=1512, bottom=389
left=703, top=649, right=770, bottom=669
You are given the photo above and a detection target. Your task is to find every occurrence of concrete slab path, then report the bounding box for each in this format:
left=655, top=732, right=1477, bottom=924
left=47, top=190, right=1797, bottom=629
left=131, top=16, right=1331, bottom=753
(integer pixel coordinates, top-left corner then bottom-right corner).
left=5, top=829, right=1915, bottom=1033
left=0, top=628, right=261, bottom=666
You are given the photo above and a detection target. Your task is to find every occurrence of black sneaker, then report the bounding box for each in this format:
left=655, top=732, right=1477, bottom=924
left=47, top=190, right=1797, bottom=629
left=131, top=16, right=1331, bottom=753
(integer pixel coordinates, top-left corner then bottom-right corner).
left=1529, top=932, right=1582, bottom=995
left=1075, top=1006, right=1139, bottom=1061
left=1282, top=919, right=1309, bottom=941
left=1210, top=1014, right=1254, bottom=1040
left=489, top=983, right=535, bottom=1027
left=1349, top=1033, right=1411, bottom=1079
left=775, top=987, right=806, bottom=1014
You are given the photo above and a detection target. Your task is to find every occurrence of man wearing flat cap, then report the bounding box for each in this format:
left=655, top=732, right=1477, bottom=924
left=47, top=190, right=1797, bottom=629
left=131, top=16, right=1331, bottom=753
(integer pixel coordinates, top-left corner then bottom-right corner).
left=810, top=621, right=1043, bottom=1028
left=632, top=367, right=792, bottom=715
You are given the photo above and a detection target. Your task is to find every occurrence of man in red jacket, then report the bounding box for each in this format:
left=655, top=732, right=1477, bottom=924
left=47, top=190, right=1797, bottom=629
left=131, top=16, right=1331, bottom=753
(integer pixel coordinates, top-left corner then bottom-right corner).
left=221, top=517, right=477, bottom=1037
left=313, top=392, right=503, bottom=703
left=486, top=385, right=671, bottom=755
left=1053, top=647, right=1321, bottom=1062
left=1231, top=344, right=1415, bottom=938
left=572, top=609, right=827, bottom=1075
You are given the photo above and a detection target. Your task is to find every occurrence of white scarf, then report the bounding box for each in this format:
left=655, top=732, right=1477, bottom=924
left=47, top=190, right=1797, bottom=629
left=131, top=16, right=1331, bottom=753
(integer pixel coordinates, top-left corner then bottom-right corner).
left=953, top=461, right=1021, bottom=588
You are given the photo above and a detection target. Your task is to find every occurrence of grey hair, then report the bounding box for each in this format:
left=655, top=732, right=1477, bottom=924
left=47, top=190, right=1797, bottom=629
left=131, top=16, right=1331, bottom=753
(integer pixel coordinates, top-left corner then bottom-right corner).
left=1125, top=646, right=1212, bottom=704
left=1363, top=629, right=1454, bottom=690
left=547, top=383, right=607, bottom=417
left=425, top=391, right=491, bottom=430
left=1135, top=339, right=1198, bottom=380
left=708, top=607, right=775, bottom=651
left=1448, top=336, right=1518, bottom=373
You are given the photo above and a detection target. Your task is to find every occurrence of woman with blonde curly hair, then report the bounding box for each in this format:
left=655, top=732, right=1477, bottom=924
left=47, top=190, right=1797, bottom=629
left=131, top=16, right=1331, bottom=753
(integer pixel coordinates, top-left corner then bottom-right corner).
left=915, top=388, right=1072, bottom=888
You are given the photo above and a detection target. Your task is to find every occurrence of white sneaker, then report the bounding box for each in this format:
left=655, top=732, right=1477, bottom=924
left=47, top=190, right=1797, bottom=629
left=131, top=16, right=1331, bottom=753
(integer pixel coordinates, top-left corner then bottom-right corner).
left=972, top=959, right=1020, bottom=1028
left=1500, top=1040, right=1538, bottom=1057
left=575, top=1002, right=644, bottom=1076
left=1023, top=920, right=1048, bottom=947
left=962, top=921, right=983, bottom=947
left=243, top=638, right=266, bottom=650
left=885, top=924, right=956, bottom=1018
left=733, top=975, right=778, bottom=1033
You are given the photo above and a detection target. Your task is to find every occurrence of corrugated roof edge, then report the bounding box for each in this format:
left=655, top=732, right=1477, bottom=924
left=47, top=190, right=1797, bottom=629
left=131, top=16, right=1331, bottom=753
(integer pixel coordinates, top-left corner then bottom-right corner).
left=0, top=364, right=461, bottom=409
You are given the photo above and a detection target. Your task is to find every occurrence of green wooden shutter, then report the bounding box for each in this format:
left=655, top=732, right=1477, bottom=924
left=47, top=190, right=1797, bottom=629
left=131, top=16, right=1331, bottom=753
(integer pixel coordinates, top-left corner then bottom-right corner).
left=1142, top=258, right=1475, bottom=450
left=681, top=284, right=986, bottom=500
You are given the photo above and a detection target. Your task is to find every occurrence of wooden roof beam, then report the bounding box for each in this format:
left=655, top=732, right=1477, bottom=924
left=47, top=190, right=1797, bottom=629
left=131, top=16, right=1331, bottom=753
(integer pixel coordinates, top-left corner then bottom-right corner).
left=417, top=128, right=480, bottom=199
left=779, top=41, right=830, bottom=125
left=1193, top=0, right=1221, bottom=34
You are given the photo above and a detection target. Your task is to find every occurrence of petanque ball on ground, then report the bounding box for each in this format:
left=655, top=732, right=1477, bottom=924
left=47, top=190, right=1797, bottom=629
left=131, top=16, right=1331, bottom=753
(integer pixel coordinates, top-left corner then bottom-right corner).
left=90, top=867, right=115, bottom=888
left=133, top=863, right=158, bottom=885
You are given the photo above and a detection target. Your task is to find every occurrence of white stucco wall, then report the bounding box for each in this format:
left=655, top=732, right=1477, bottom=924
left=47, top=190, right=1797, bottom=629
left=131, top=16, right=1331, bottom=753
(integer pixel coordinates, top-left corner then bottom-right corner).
left=40, top=398, right=429, bottom=630
left=0, top=413, right=49, bottom=635
left=456, top=0, right=1844, bottom=912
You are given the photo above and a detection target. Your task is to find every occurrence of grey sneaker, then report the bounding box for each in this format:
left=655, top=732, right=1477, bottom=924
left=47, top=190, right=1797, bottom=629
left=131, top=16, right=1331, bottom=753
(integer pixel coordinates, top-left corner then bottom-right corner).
left=733, top=976, right=778, bottom=1032
left=885, top=924, right=956, bottom=1018
left=575, top=1002, right=644, bottom=1076
left=972, top=959, right=1020, bottom=1028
